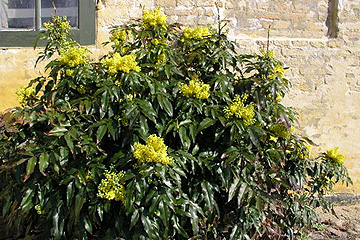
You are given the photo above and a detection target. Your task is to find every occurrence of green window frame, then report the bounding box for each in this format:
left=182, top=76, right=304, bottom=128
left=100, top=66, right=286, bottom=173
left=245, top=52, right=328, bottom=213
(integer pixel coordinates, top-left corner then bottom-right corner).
left=0, top=0, right=96, bottom=47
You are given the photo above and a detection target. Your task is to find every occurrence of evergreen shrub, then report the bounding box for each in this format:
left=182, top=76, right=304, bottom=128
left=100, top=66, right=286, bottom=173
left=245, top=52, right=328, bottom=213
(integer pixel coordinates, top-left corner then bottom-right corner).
left=0, top=10, right=351, bottom=239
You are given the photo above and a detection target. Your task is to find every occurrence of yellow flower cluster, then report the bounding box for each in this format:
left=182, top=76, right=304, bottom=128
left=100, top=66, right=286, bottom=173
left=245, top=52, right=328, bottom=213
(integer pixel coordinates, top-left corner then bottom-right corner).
left=110, top=30, right=130, bottom=46
left=102, top=53, right=141, bottom=75
left=34, top=205, right=45, bottom=215
left=16, top=85, right=35, bottom=104
left=270, top=123, right=291, bottom=139
left=97, top=170, right=126, bottom=202
left=151, top=38, right=167, bottom=46
left=133, top=134, right=173, bottom=165
left=183, top=26, right=210, bottom=40
left=43, top=16, right=71, bottom=41
left=297, top=145, right=311, bottom=159
left=269, top=64, right=285, bottom=79
left=142, top=7, right=167, bottom=28
left=325, top=147, right=345, bottom=165
left=224, top=94, right=256, bottom=126
left=58, top=47, right=87, bottom=68
left=261, top=49, right=274, bottom=59
left=180, top=79, right=210, bottom=100
left=156, top=53, right=166, bottom=65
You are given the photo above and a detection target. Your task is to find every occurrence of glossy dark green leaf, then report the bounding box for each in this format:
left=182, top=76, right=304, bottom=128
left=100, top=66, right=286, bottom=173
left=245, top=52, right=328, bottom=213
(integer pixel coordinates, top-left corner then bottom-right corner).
left=84, top=216, right=93, bottom=234
left=66, top=181, right=74, bottom=206
left=149, top=194, right=161, bottom=215
left=158, top=200, right=170, bottom=228
left=228, top=177, right=240, bottom=202
left=20, top=188, right=34, bottom=213
left=75, top=192, right=85, bottom=220
left=49, top=126, right=68, bottom=136
left=197, top=118, right=216, bottom=133
left=179, top=126, right=190, bottom=150
left=141, top=215, right=157, bottom=239
left=171, top=215, right=188, bottom=238
left=26, top=156, right=37, bottom=176
left=130, top=209, right=140, bottom=230
left=157, top=95, right=173, bottom=117
left=96, top=125, right=107, bottom=143
left=64, top=134, right=74, bottom=153
left=249, top=127, right=261, bottom=148
left=39, top=152, right=49, bottom=173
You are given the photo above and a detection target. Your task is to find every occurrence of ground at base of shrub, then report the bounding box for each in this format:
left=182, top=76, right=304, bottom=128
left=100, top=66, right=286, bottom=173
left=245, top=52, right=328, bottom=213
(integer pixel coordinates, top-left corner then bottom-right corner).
left=309, top=203, right=360, bottom=240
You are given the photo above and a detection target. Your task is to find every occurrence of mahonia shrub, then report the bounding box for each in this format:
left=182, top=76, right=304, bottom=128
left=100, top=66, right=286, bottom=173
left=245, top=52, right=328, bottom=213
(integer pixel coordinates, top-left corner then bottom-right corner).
left=0, top=9, right=351, bottom=240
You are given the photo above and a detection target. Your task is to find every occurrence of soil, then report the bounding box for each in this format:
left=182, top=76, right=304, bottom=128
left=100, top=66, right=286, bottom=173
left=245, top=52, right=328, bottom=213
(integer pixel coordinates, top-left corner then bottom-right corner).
left=309, top=203, right=360, bottom=240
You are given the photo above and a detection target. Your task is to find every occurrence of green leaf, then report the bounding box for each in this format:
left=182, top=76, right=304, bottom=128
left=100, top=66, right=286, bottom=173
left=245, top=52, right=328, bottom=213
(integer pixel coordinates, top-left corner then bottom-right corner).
left=141, top=214, right=157, bottom=239
left=237, top=182, right=248, bottom=206
left=157, top=95, right=173, bottom=117
left=96, top=125, right=107, bottom=143
left=189, top=204, right=199, bottom=234
left=84, top=216, right=93, bottom=234
left=228, top=177, right=240, bottom=202
left=249, top=127, right=261, bottom=148
left=39, top=152, right=49, bottom=173
left=171, top=215, right=189, bottom=238
left=66, top=181, right=74, bottom=206
left=26, top=156, right=37, bottom=176
left=197, top=118, right=216, bottom=133
left=201, top=181, right=216, bottom=211
left=75, top=192, right=85, bottom=221
left=158, top=200, right=170, bottom=228
left=20, top=188, right=35, bottom=213
left=149, top=194, right=161, bottom=215
left=49, top=126, right=68, bottom=136
left=64, top=134, right=74, bottom=153
left=130, top=209, right=140, bottom=230
left=179, top=126, right=191, bottom=150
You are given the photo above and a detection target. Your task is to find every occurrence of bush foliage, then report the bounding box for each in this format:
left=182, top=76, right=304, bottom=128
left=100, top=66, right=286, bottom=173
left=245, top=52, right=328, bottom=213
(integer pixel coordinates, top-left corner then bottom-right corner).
left=0, top=10, right=351, bottom=240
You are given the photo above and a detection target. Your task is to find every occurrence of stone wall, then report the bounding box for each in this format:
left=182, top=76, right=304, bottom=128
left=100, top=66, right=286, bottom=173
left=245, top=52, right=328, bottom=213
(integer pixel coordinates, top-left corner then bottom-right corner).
left=0, top=0, right=359, bottom=192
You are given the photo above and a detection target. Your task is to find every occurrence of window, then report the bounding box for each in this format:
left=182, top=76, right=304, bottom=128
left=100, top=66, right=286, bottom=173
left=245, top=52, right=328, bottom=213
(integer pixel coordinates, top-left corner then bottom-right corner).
left=0, top=0, right=96, bottom=47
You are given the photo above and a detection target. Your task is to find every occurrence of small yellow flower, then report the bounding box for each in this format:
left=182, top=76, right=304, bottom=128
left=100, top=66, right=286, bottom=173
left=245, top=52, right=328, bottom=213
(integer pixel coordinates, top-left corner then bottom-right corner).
left=270, top=123, right=291, bottom=139
left=102, top=53, right=141, bottom=75
left=133, top=134, right=173, bottom=165
left=223, top=94, right=256, bottom=126
left=97, top=170, right=126, bottom=202
left=142, top=7, right=167, bottom=28
left=183, top=26, right=210, bottom=40
left=34, top=205, right=45, bottom=215
left=16, top=85, right=35, bottom=104
left=58, top=46, right=87, bottom=68
left=180, top=79, right=210, bottom=100
left=269, top=136, right=278, bottom=142
left=269, top=64, right=285, bottom=79
left=325, top=147, right=345, bottom=165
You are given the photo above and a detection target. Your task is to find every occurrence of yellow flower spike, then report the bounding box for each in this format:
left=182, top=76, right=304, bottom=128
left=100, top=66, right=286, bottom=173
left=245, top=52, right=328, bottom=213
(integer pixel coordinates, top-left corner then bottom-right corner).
left=58, top=46, right=87, bottom=68
left=270, top=123, right=291, bottom=139
left=183, top=26, right=210, bottom=40
left=142, top=7, right=167, bottom=28
left=133, top=134, right=173, bottom=165
left=223, top=94, right=256, bottom=126
left=97, top=170, right=126, bottom=202
left=16, top=85, right=35, bottom=104
left=101, top=53, right=141, bottom=75
left=325, top=147, right=345, bottom=165
left=180, top=79, right=210, bottom=100
left=269, top=64, right=286, bottom=80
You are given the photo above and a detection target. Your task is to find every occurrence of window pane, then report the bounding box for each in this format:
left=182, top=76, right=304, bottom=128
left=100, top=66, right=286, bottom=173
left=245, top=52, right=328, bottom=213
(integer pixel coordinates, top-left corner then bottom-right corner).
left=1, top=0, right=35, bottom=29
left=41, top=0, right=78, bottom=28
